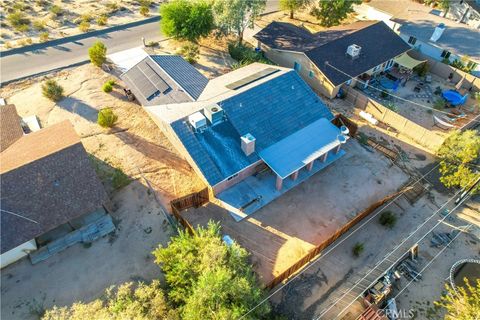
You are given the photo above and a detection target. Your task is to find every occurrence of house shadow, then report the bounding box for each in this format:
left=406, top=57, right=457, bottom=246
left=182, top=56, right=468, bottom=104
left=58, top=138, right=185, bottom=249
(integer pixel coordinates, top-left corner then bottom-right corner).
left=57, top=97, right=99, bottom=122
left=114, top=129, right=193, bottom=175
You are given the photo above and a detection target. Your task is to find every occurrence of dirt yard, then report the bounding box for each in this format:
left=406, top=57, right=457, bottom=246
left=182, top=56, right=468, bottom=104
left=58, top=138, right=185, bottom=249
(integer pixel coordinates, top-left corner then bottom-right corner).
left=0, top=181, right=175, bottom=320
left=393, top=199, right=480, bottom=320
left=1, top=0, right=161, bottom=50
left=182, top=140, right=410, bottom=285
left=0, top=63, right=205, bottom=202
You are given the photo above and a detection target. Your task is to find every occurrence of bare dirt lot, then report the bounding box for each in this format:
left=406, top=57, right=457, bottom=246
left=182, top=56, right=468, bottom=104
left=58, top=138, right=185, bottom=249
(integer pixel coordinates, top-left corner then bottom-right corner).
left=1, top=0, right=161, bottom=50
left=182, top=140, right=410, bottom=285
left=1, top=181, right=174, bottom=320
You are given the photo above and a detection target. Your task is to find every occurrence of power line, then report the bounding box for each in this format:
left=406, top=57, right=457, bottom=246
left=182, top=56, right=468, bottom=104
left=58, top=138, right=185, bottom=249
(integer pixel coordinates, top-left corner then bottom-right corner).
left=237, top=162, right=443, bottom=320
left=0, top=209, right=39, bottom=224
left=324, top=62, right=480, bottom=124
left=366, top=223, right=472, bottom=320
left=322, top=180, right=476, bottom=320
left=314, top=180, right=473, bottom=320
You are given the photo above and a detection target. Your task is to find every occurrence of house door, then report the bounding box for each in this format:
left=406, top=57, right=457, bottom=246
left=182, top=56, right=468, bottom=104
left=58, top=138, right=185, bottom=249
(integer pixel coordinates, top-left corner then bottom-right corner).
left=293, top=62, right=301, bottom=72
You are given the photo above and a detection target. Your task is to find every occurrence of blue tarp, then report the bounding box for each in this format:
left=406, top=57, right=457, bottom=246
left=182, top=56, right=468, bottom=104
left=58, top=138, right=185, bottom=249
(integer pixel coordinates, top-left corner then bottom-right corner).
left=259, top=118, right=342, bottom=178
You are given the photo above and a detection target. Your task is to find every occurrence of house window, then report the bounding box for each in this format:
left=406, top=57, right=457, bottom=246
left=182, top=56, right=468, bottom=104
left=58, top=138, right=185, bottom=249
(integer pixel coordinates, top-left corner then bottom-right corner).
left=294, top=61, right=301, bottom=72
left=308, top=70, right=314, bottom=78
left=227, top=173, right=239, bottom=181
left=372, top=65, right=381, bottom=73
left=345, top=79, right=352, bottom=86
left=408, top=36, right=417, bottom=45
left=441, top=50, right=451, bottom=59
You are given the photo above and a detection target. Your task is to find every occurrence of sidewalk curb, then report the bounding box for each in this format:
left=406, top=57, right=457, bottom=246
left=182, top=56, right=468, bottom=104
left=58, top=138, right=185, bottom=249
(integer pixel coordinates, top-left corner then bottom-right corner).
left=1, top=16, right=160, bottom=57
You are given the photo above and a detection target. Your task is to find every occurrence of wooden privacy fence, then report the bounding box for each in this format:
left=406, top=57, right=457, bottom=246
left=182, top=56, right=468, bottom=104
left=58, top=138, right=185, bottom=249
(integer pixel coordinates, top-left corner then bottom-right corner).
left=170, top=188, right=209, bottom=233
left=265, top=187, right=410, bottom=289
left=343, top=86, right=445, bottom=152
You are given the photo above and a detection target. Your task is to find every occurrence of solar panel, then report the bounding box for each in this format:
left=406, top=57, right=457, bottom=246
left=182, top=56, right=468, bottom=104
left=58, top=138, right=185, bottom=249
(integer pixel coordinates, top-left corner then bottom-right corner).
left=145, top=61, right=170, bottom=93
left=226, top=67, right=280, bottom=90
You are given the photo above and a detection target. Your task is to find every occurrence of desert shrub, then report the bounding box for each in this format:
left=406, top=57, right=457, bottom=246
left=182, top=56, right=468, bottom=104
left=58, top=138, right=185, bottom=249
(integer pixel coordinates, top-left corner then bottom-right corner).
left=138, top=0, right=152, bottom=7
left=106, top=79, right=116, bottom=86
left=96, top=14, right=108, bottom=26
left=5, top=42, right=12, bottom=49
left=140, top=5, right=149, bottom=16
left=178, top=42, right=199, bottom=64
left=414, top=62, right=429, bottom=77
left=79, top=21, right=90, bottom=32
left=379, top=211, right=397, bottom=228
left=33, top=19, right=46, bottom=31
left=81, top=13, right=92, bottom=22
left=49, top=5, right=63, bottom=17
left=106, top=1, right=119, bottom=12
left=145, top=40, right=158, bottom=47
left=25, top=37, right=33, bottom=44
left=352, top=242, right=364, bottom=257
left=88, top=41, right=107, bottom=67
left=228, top=42, right=271, bottom=66
left=112, top=168, right=131, bottom=189
left=39, top=31, right=49, bottom=42
left=357, top=132, right=369, bottom=145
left=441, top=57, right=450, bottom=64
left=7, top=12, right=31, bottom=32
left=102, top=82, right=113, bottom=93
left=97, top=108, right=118, bottom=128
left=385, top=102, right=398, bottom=112
left=433, top=99, right=445, bottom=110
left=41, top=79, right=64, bottom=102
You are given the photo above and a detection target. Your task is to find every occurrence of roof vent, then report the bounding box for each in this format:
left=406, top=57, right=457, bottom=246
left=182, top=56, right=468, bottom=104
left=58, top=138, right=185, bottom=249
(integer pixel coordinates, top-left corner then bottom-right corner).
left=346, top=44, right=361, bottom=59
left=430, top=23, right=445, bottom=42
left=188, top=112, right=207, bottom=132
left=204, top=104, right=224, bottom=125
left=241, top=133, right=256, bottom=156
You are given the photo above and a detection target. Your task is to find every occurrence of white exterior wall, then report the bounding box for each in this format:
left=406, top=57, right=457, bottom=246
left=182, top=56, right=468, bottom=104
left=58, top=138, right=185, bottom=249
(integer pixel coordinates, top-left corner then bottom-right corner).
left=1, top=239, right=37, bottom=269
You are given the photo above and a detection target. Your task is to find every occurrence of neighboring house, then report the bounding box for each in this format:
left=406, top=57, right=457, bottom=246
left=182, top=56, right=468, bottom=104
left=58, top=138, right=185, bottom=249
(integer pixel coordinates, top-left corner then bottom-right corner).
left=121, top=56, right=350, bottom=220
left=0, top=111, right=111, bottom=268
left=354, top=0, right=480, bottom=74
left=253, top=20, right=411, bottom=99
left=445, top=0, right=480, bottom=28
left=120, top=55, right=209, bottom=106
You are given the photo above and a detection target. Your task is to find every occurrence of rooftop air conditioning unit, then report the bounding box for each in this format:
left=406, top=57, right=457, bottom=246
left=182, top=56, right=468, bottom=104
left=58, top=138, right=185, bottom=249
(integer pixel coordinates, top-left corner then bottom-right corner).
left=204, top=104, right=224, bottom=125
left=241, top=133, right=256, bottom=156
left=346, top=44, right=362, bottom=59
left=188, top=112, right=207, bottom=131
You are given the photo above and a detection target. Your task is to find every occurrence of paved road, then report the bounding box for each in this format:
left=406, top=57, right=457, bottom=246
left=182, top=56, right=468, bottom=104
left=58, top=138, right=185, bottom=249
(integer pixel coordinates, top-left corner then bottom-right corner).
left=0, top=21, right=164, bottom=84
left=0, top=1, right=279, bottom=85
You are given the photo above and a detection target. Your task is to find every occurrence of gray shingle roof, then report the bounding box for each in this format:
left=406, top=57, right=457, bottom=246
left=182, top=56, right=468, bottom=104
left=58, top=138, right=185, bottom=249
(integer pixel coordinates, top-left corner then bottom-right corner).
left=0, top=121, right=108, bottom=253
left=255, top=21, right=411, bottom=86
left=151, top=55, right=209, bottom=100
left=219, top=71, right=334, bottom=150
left=171, top=71, right=334, bottom=186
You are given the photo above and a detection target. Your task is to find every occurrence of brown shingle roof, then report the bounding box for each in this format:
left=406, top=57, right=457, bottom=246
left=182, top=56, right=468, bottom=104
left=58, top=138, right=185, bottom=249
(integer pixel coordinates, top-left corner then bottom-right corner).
left=0, top=104, right=24, bottom=152
left=1, top=121, right=108, bottom=253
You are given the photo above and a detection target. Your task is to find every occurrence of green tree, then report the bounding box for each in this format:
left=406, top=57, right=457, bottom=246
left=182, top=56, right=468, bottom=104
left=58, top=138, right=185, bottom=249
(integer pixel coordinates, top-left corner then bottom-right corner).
left=178, top=42, right=200, bottom=64
left=437, top=130, right=480, bottom=194
left=42, top=281, right=175, bottom=320
left=88, top=41, right=107, bottom=67
left=434, top=278, right=480, bottom=320
left=152, top=221, right=270, bottom=319
left=311, top=0, right=361, bottom=27
left=41, top=79, right=64, bottom=102
left=213, top=0, right=266, bottom=44
left=160, top=0, right=214, bottom=42
left=280, top=0, right=310, bottom=19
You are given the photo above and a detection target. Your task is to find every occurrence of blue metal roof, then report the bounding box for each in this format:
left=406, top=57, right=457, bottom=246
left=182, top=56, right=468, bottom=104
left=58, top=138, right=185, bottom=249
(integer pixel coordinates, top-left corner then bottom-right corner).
left=219, top=71, right=334, bottom=151
left=171, top=119, right=259, bottom=186
left=259, top=118, right=342, bottom=179
left=151, top=55, right=208, bottom=100
left=171, top=71, right=335, bottom=186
